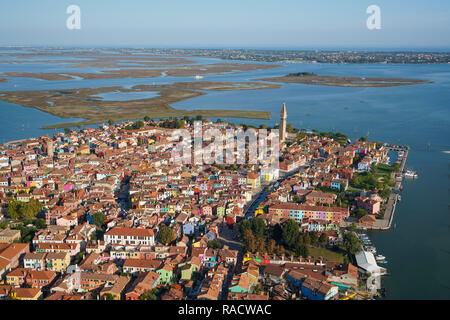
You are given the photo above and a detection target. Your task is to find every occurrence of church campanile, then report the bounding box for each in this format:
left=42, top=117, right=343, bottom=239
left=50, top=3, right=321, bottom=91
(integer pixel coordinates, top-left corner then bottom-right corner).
left=280, top=102, right=287, bottom=143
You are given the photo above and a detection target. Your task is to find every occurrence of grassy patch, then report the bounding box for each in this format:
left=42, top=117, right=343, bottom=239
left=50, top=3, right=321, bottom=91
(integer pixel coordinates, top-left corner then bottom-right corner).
left=308, top=246, right=345, bottom=263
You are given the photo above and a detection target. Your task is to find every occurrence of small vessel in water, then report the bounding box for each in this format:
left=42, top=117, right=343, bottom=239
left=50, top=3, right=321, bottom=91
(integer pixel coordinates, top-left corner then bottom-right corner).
left=194, top=75, right=204, bottom=80
left=403, top=169, right=418, bottom=178
left=375, top=255, right=386, bottom=261
left=364, top=246, right=377, bottom=254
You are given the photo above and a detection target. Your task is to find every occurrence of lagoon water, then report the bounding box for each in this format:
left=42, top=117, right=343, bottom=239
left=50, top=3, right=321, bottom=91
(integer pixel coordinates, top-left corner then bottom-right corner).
left=0, top=54, right=449, bottom=299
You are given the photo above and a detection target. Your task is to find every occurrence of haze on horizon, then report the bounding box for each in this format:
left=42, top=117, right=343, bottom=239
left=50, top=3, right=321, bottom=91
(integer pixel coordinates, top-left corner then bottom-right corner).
left=1, top=0, right=449, bottom=50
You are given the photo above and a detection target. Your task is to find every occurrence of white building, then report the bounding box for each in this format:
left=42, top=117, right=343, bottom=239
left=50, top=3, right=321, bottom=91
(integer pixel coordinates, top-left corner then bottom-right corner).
left=355, top=251, right=386, bottom=275
left=104, top=227, right=155, bottom=246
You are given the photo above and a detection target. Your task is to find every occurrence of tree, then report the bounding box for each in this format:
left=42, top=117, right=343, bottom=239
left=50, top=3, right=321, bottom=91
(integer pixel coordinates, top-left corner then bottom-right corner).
left=287, top=123, right=294, bottom=133
left=309, top=231, right=319, bottom=245
left=144, top=116, right=150, bottom=122
left=108, top=119, right=114, bottom=126
left=91, top=212, right=107, bottom=228
left=140, top=289, right=157, bottom=300
left=348, top=222, right=357, bottom=233
left=272, top=223, right=283, bottom=242
left=102, top=293, right=115, bottom=300
left=251, top=217, right=265, bottom=239
left=207, top=240, right=223, bottom=249
left=295, top=242, right=309, bottom=258
left=64, top=128, right=71, bottom=135
left=7, top=199, right=21, bottom=219
left=293, top=195, right=302, bottom=203
left=134, top=120, right=145, bottom=129
left=343, top=232, right=363, bottom=255
left=157, top=225, right=175, bottom=245
left=357, top=208, right=368, bottom=216
left=282, top=219, right=300, bottom=249
left=23, top=198, right=42, bottom=219
left=242, top=229, right=257, bottom=253
left=238, top=219, right=252, bottom=239
left=301, top=233, right=311, bottom=246
left=266, top=239, right=276, bottom=254
left=256, top=239, right=266, bottom=254
left=319, top=233, right=328, bottom=247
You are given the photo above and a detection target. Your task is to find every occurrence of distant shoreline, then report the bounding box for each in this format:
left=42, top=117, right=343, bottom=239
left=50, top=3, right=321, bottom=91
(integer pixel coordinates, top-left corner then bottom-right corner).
left=257, top=73, right=431, bottom=88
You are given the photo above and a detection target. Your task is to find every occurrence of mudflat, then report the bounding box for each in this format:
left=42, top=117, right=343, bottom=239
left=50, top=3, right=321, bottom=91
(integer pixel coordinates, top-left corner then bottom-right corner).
left=3, top=62, right=281, bottom=81
left=0, top=81, right=280, bottom=128
left=257, top=73, right=431, bottom=87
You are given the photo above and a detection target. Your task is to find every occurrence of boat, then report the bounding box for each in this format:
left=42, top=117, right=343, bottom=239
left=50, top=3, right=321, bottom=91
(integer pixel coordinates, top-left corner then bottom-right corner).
left=364, top=246, right=377, bottom=254
left=403, top=170, right=418, bottom=178
left=375, top=255, right=386, bottom=261
left=194, top=75, right=204, bottom=80
left=378, top=260, right=388, bottom=264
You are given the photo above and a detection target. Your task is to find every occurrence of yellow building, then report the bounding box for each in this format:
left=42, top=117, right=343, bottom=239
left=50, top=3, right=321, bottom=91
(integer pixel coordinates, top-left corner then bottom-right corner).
left=45, top=252, right=71, bottom=273
left=11, top=288, right=42, bottom=300
left=0, top=229, right=21, bottom=244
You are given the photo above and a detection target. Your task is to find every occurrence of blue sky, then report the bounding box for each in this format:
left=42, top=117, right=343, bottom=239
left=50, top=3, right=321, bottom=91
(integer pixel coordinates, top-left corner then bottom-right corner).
left=0, top=0, right=449, bottom=49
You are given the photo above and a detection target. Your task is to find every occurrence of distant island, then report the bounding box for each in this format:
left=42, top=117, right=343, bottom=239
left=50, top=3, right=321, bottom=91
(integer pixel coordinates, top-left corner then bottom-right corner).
left=0, top=81, right=279, bottom=129
left=258, top=72, right=431, bottom=87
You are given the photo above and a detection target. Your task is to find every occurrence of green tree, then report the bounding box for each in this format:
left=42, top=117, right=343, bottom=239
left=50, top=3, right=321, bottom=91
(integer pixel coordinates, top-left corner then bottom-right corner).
left=343, top=232, right=363, bottom=255
left=102, top=293, right=115, bottom=300
left=7, top=199, right=21, bottom=219
left=140, top=289, right=157, bottom=300
left=287, top=123, right=294, bottom=133
left=23, top=198, right=42, bottom=219
left=309, top=231, right=319, bottom=245
left=272, top=223, right=283, bottom=242
left=293, top=194, right=302, bottom=203
left=319, top=233, right=328, bottom=247
left=295, top=242, right=309, bottom=258
left=207, top=240, right=223, bottom=249
left=238, top=219, right=252, bottom=239
left=282, top=219, right=300, bottom=249
left=242, top=229, right=257, bottom=253
left=64, top=128, right=71, bottom=135
left=357, top=208, right=368, bottom=216
left=144, top=116, right=150, bottom=122
left=91, top=212, right=107, bottom=228
left=251, top=217, right=266, bottom=239
left=134, top=120, right=145, bottom=129
left=301, top=233, right=311, bottom=246
left=266, top=239, right=276, bottom=254
left=157, top=225, right=175, bottom=245
left=108, top=119, right=114, bottom=126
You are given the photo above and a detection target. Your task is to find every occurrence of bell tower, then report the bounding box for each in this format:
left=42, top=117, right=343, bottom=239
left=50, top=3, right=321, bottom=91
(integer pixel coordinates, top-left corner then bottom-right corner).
left=280, top=103, right=287, bottom=143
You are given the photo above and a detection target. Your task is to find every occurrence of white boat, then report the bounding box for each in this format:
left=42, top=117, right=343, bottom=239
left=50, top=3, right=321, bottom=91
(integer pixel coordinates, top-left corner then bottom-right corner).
left=364, top=246, right=377, bottom=254
left=375, top=255, right=386, bottom=261
left=404, top=170, right=418, bottom=178
left=194, top=75, right=204, bottom=80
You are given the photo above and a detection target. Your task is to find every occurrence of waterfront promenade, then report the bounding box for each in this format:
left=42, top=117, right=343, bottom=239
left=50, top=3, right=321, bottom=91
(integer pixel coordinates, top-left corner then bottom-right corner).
left=367, top=145, right=409, bottom=230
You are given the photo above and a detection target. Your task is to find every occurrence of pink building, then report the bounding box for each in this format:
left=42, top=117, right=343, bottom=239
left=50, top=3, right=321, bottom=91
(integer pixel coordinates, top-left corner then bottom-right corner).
left=355, top=196, right=380, bottom=215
